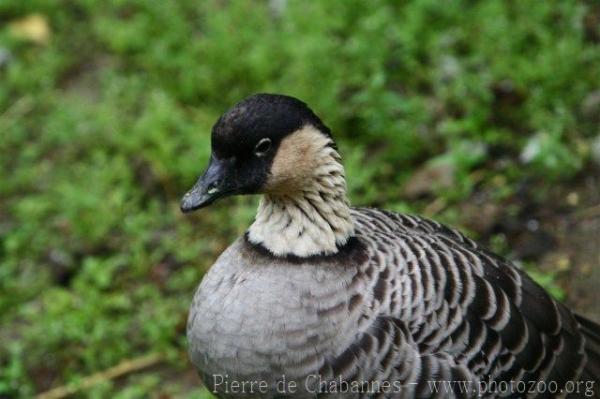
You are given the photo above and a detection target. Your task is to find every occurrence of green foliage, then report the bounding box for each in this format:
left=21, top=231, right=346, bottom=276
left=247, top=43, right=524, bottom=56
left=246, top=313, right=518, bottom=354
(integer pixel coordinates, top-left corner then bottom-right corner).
left=0, top=0, right=597, bottom=397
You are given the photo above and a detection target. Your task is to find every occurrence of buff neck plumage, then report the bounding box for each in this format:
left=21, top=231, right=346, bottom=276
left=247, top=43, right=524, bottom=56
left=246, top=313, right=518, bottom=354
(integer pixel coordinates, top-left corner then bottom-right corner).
left=247, top=126, right=355, bottom=257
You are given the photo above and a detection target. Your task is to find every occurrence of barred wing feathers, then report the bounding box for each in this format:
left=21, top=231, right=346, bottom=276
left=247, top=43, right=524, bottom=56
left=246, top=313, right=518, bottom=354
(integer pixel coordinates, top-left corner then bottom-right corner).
left=317, top=208, right=598, bottom=398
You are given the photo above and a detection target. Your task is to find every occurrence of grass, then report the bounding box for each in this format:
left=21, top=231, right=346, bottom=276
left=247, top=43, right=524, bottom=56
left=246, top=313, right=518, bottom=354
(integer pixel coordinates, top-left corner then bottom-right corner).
left=0, top=0, right=599, bottom=397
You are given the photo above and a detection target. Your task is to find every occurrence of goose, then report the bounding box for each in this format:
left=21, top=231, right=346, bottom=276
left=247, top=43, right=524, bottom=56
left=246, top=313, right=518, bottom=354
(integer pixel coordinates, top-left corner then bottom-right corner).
left=181, top=94, right=600, bottom=398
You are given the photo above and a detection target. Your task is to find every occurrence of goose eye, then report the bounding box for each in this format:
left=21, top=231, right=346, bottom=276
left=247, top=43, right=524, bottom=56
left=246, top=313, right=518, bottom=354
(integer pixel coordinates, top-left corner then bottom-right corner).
left=254, top=138, right=272, bottom=157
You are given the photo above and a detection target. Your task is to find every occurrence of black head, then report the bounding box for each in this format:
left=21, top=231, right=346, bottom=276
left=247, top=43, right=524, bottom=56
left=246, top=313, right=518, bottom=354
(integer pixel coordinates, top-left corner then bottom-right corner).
left=181, top=94, right=332, bottom=212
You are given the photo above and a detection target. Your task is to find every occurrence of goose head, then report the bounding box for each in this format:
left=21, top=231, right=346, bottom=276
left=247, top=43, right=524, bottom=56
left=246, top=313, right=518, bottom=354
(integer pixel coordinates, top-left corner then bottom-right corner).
left=181, top=93, right=337, bottom=212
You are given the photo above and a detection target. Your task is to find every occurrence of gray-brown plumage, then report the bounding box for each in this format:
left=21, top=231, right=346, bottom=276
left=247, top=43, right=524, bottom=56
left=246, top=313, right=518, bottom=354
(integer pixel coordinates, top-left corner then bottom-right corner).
left=182, top=94, right=599, bottom=398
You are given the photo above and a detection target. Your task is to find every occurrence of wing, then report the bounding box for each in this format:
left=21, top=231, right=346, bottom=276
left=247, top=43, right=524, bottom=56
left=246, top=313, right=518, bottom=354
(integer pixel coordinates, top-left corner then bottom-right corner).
left=317, top=208, right=593, bottom=398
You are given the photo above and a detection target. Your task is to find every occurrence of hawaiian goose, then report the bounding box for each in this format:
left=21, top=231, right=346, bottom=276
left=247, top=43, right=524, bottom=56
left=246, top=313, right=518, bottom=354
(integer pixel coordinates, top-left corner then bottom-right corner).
left=181, top=94, right=600, bottom=398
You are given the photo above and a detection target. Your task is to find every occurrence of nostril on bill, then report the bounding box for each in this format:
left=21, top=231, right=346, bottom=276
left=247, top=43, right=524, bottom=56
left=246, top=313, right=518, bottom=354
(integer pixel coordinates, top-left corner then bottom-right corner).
left=207, top=181, right=220, bottom=195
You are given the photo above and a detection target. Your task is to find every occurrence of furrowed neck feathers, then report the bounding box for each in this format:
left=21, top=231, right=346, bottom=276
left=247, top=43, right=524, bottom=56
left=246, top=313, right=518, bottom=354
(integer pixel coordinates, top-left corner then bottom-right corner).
left=247, top=126, right=354, bottom=258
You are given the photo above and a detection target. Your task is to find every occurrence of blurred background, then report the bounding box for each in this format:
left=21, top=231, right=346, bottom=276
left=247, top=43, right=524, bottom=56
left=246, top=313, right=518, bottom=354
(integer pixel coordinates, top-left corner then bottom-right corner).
left=1, top=0, right=599, bottom=397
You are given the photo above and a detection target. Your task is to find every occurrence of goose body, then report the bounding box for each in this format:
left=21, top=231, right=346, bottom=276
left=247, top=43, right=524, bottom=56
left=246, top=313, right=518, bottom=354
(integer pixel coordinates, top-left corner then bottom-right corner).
left=182, top=94, right=600, bottom=398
